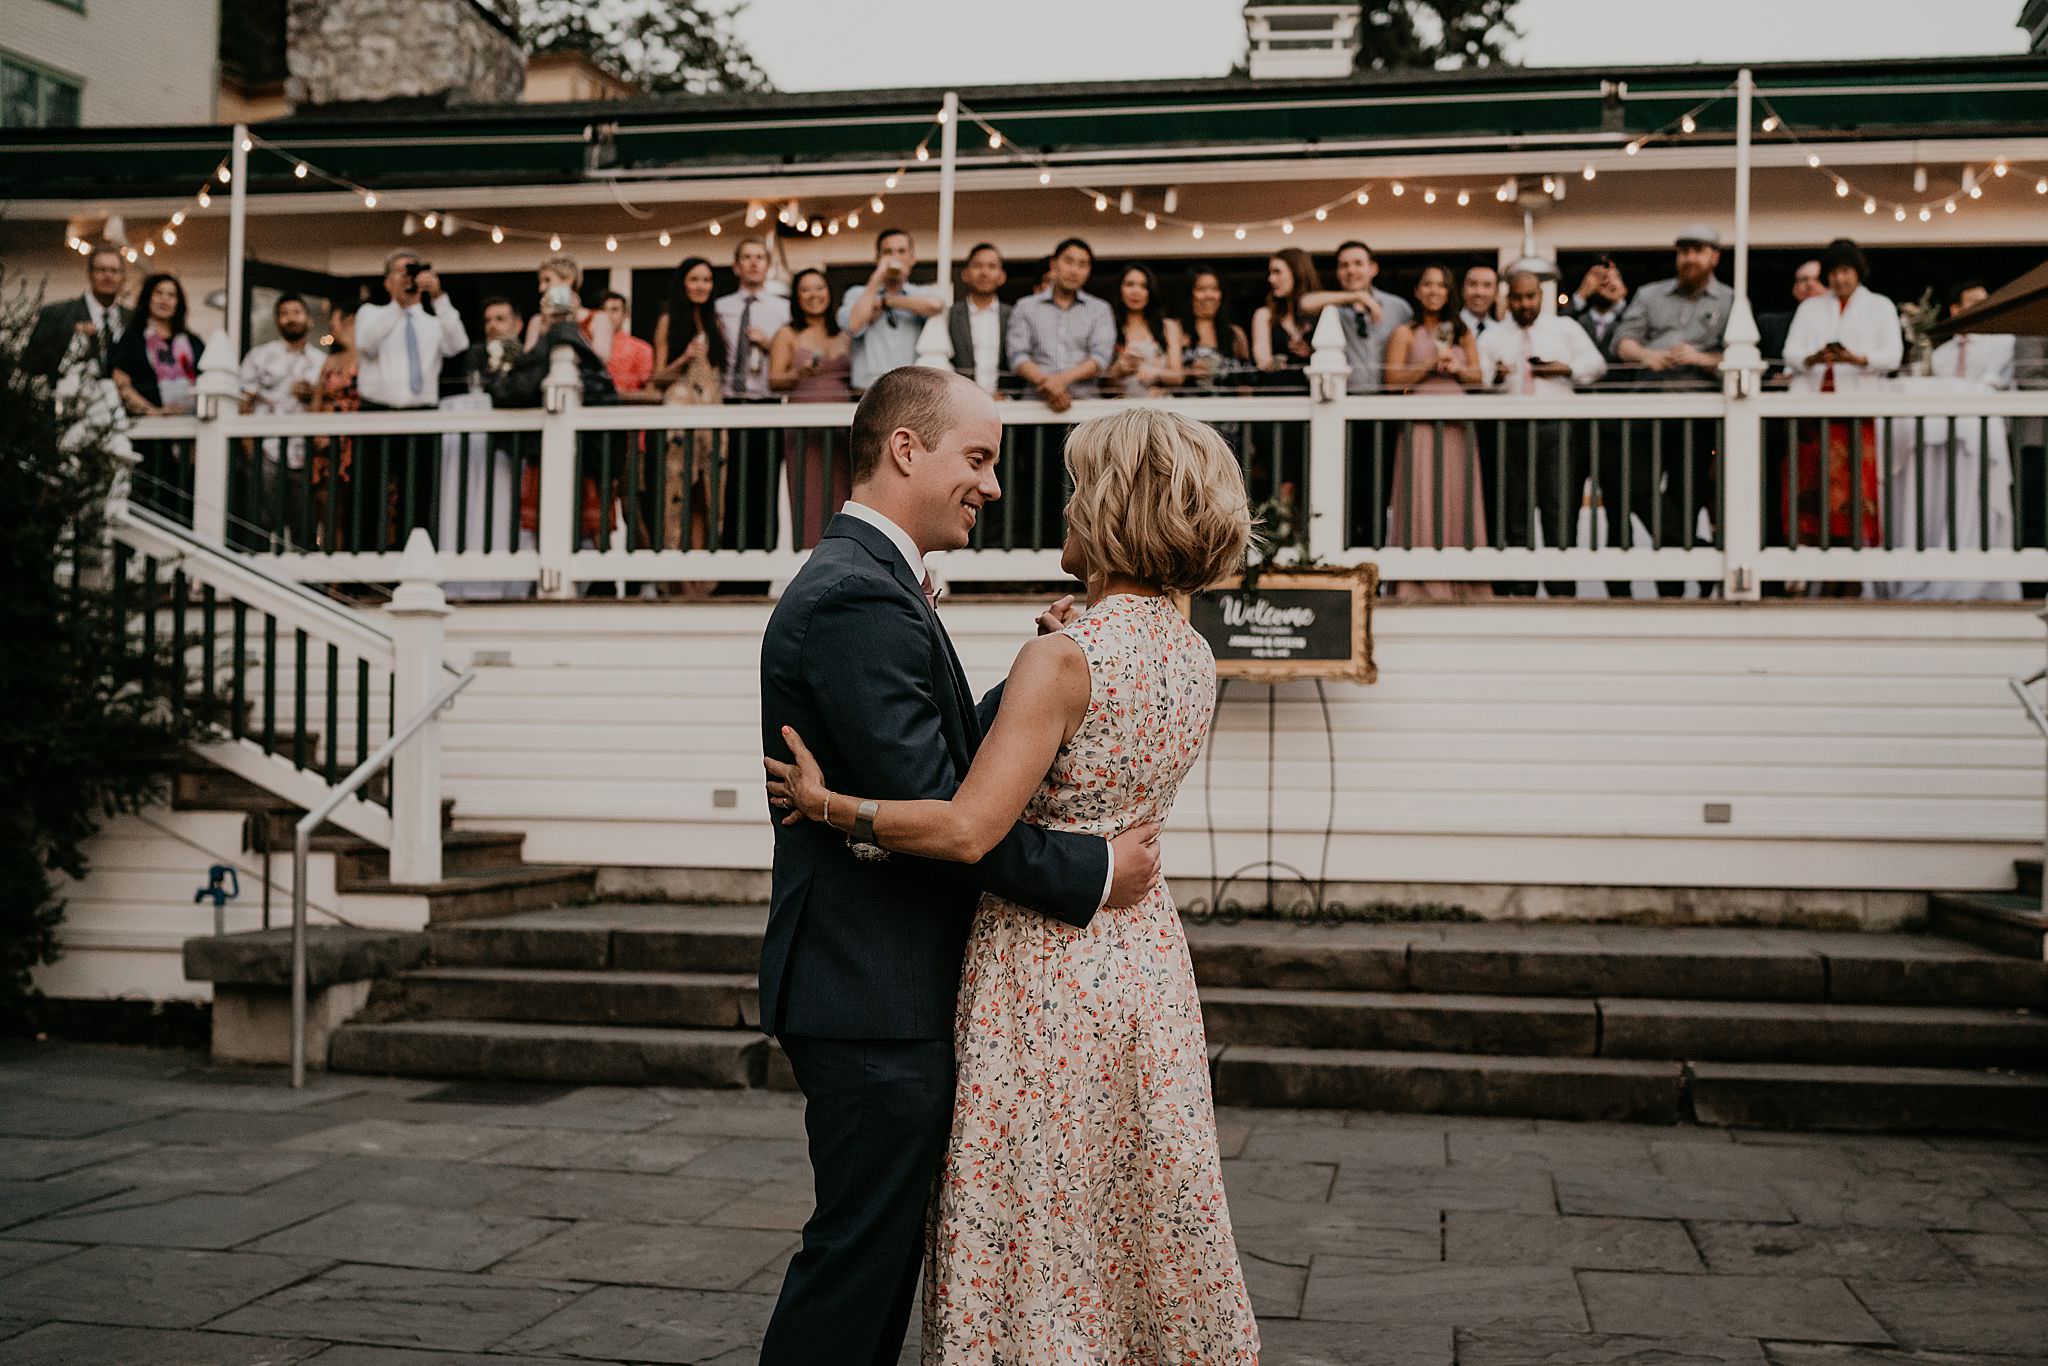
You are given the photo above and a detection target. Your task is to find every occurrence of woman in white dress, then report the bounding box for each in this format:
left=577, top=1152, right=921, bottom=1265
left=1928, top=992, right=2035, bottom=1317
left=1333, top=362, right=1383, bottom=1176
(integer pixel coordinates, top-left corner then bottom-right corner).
left=767, top=409, right=1261, bottom=1364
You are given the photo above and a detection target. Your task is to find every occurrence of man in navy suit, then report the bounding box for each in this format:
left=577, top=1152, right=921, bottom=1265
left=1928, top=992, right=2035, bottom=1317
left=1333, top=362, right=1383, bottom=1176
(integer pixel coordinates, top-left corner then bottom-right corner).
left=757, top=366, right=1160, bottom=1364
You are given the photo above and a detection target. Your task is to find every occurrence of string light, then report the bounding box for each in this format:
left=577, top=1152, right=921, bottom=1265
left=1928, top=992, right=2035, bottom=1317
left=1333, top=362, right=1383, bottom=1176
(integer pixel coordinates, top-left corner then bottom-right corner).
left=170, top=210, right=185, bottom=226
left=1681, top=114, right=1696, bottom=133
left=988, top=132, right=1002, bottom=149
left=1994, top=159, right=2009, bottom=177
left=708, top=221, right=721, bottom=236
left=657, top=229, right=669, bottom=246
left=1191, top=225, right=1203, bottom=239
left=1422, top=188, right=1436, bottom=204
left=846, top=210, right=859, bottom=228
left=492, top=225, right=505, bottom=243
left=550, top=233, right=562, bottom=250
left=1144, top=212, right=1157, bottom=230
left=871, top=195, right=885, bottom=213
left=142, top=241, right=155, bottom=256
left=293, top=161, right=308, bottom=178
left=1355, top=190, right=1368, bottom=205
left=2038, top=177, right=2047, bottom=194
left=885, top=175, right=898, bottom=189
left=1094, top=193, right=1108, bottom=211
left=197, top=188, right=210, bottom=207
left=1761, top=114, right=1780, bottom=132
left=1038, top=170, right=1051, bottom=185
left=215, top=164, right=231, bottom=183
left=605, top=235, right=617, bottom=251
left=1582, top=164, right=1596, bottom=181
left=1390, top=182, right=1404, bottom=197
left=362, top=191, right=376, bottom=208
left=915, top=145, right=929, bottom=162
left=1314, top=207, right=1327, bottom=220
left=423, top=212, right=438, bottom=229
left=1280, top=219, right=1293, bottom=233
left=1233, top=226, right=1246, bottom=240
left=1456, top=189, right=1470, bottom=206
left=160, top=227, right=176, bottom=245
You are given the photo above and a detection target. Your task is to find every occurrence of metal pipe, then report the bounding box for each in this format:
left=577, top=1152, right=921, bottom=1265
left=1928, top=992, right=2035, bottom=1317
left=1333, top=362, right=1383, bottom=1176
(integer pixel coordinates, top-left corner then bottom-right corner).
left=290, top=669, right=476, bottom=1087
left=227, top=124, right=249, bottom=360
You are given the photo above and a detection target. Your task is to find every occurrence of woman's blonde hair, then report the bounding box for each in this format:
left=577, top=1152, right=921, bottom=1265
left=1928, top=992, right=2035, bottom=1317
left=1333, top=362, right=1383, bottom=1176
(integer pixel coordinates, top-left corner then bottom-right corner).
left=537, top=255, right=583, bottom=287
left=1063, top=408, right=1252, bottom=594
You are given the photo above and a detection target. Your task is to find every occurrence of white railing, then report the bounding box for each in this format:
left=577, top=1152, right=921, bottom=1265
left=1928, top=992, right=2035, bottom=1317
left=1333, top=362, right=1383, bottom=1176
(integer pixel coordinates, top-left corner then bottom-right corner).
left=125, top=325, right=2048, bottom=600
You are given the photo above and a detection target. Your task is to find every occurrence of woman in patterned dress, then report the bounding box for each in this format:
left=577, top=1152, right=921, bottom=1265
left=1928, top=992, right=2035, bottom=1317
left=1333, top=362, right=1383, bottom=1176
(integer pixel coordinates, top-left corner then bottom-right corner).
left=766, top=408, right=1261, bottom=1364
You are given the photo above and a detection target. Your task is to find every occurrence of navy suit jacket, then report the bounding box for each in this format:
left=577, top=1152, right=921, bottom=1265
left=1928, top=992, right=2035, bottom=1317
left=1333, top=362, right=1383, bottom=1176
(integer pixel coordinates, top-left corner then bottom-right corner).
left=757, top=513, right=1108, bottom=1039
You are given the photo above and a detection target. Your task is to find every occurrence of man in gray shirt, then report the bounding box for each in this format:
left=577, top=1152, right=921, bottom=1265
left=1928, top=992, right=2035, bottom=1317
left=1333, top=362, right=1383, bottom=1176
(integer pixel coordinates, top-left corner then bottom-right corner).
left=1007, top=237, right=1115, bottom=412
left=838, top=227, right=944, bottom=392
left=1611, top=224, right=1734, bottom=594
left=1301, top=240, right=1412, bottom=393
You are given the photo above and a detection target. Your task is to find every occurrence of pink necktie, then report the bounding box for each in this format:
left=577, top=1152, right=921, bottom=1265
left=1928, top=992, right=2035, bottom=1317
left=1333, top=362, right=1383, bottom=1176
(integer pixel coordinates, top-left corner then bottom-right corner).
left=921, top=570, right=939, bottom=608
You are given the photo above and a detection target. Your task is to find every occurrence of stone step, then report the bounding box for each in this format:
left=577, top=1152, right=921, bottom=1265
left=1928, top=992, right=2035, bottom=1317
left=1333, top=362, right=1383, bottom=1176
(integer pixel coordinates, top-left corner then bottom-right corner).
left=424, top=906, right=2048, bottom=1009
left=1688, top=1060, right=2048, bottom=1136
left=1210, top=1045, right=1686, bottom=1123
left=1598, top=998, right=2048, bottom=1069
left=345, top=866, right=600, bottom=924
left=1929, top=892, right=2048, bottom=961
left=1201, top=988, right=1599, bottom=1056
left=328, top=829, right=529, bottom=883
left=379, top=966, right=757, bottom=1030
left=1201, top=989, right=2048, bottom=1068
left=327, top=1018, right=768, bottom=1088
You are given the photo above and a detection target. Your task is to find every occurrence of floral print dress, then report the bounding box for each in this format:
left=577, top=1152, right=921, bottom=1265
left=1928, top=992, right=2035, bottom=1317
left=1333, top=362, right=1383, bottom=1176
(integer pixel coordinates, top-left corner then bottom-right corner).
left=923, top=592, right=1259, bottom=1365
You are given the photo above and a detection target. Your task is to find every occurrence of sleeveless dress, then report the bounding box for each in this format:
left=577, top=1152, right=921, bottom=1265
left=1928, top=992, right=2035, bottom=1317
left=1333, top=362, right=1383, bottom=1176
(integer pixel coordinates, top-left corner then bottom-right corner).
left=785, top=342, right=854, bottom=548
left=1389, top=324, right=1492, bottom=601
left=923, top=593, right=1260, bottom=1365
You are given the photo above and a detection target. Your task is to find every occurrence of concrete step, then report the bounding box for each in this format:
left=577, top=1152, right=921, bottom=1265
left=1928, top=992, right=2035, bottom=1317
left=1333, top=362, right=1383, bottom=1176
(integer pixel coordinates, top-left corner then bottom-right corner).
left=344, top=866, right=600, bottom=924
left=327, top=829, right=529, bottom=883
left=1201, top=988, right=1599, bottom=1056
left=429, top=904, right=768, bottom=971
left=379, top=966, right=758, bottom=1030
left=327, top=1018, right=768, bottom=1088
left=1598, top=998, right=2048, bottom=1069
left=1210, top=1045, right=1686, bottom=1124
left=1929, top=892, right=2048, bottom=961
left=1202, top=989, right=2048, bottom=1068
left=1688, top=1060, right=2048, bottom=1136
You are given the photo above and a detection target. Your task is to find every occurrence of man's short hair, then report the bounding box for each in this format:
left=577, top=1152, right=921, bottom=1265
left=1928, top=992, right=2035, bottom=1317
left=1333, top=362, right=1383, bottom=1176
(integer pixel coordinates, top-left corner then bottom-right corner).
left=733, top=236, right=768, bottom=264
left=602, top=290, right=630, bottom=310
left=87, top=244, right=125, bottom=270
left=849, top=367, right=964, bottom=485
left=383, top=248, right=420, bottom=273
left=965, top=242, right=1003, bottom=263
left=1335, top=240, right=1375, bottom=261
left=1051, top=236, right=1094, bottom=265
left=480, top=295, right=518, bottom=317
left=273, top=292, right=306, bottom=316
left=874, top=226, right=912, bottom=255
left=1463, top=262, right=1498, bottom=282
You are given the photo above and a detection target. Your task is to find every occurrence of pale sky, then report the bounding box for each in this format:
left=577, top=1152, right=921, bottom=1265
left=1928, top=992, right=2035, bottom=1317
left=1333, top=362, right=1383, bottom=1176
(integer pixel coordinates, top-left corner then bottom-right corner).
left=730, top=0, right=2034, bottom=92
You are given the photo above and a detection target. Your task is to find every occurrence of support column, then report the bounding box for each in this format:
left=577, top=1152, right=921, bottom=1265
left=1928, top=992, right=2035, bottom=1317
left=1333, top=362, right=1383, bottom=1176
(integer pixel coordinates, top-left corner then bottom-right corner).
left=536, top=343, right=582, bottom=600
left=1718, top=68, right=1765, bottom=601
left=385, top=528, right=450, bottom=885
left=1304, top=305, right=1352, bottom=565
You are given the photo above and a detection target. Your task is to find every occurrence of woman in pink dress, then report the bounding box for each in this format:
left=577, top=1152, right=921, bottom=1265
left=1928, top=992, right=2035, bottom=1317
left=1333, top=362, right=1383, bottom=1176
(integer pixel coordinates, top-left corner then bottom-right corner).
left=1383, top=263, right=1491, bottom=600
left=769, top=268, right=854, bottom=547
left=767, top=409, right=1260, bottom=1364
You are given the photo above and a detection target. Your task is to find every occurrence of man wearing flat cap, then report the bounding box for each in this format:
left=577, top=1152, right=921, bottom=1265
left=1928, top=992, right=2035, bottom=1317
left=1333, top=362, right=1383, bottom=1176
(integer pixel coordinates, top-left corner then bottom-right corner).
left=1610, top=225, right=1734, bottom=595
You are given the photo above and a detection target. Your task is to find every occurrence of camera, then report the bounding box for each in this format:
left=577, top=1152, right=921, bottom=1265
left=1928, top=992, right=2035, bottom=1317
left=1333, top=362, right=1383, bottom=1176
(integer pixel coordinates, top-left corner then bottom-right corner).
left=403, top=260, right=431, bottom=283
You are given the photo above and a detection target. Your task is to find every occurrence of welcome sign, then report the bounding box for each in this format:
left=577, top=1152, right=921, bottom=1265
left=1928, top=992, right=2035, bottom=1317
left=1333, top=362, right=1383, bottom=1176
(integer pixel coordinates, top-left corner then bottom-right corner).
left=1186, top=566, right=1377, bottom=683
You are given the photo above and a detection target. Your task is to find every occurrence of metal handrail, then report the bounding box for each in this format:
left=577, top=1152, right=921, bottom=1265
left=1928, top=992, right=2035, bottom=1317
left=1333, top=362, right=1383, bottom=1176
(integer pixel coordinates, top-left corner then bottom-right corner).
left=289, top=668, right=477, bottom=1087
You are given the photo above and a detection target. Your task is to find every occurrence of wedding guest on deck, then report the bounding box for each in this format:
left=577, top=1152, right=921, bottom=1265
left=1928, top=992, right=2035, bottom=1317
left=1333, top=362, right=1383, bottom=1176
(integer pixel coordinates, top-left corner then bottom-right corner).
left=465, top=296, right=525, bottom=391
left=653, top=257, right=728, bottom=583
left=601, top=291, right=656, bottom=397
left=1479, top=268, right=1607, bottom=597
left=838, top=227, right=943, bottom=393
left=1300, top=240, right=1412, bottom=393
left=111, top=273, right=200, bottom=417
left=1563, top=255, right=1629, bottom=356
left=1380, top=263, right=1488, bottom=600
left=28, top=242, right=127, bottom=380
left=1759, top=258, right=1825, bottom=368
left=716, top=236, right=791, bottom=552
left=1459, top=262, right=1501, bottom=338
left=1251, top=248, right=1320, bottom=386
left=1782, top=238, right=1902, bottom=585
left=310, top=299, right=360, bottom=550
left=354, top=249, right=470, bottom=544
left=1104, top=265, right=1184, bottom=397
left=237, top=292, right=327, bottom=550
left=772, top=268, right=854, bottom=546
left=1180, top=268, right=1251, bottom=390
left=945, top=242, right=1010, bottom=394
left=1932, top=282, right=2015, bottom=389
left=1008, top=236, right=1114, bottom=412
left=523, top=254, right=613, bottom=363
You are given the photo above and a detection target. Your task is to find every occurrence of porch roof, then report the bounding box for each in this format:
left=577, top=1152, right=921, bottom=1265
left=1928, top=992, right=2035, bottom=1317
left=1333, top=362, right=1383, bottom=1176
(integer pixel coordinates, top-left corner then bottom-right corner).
left=3, top=54, right=2044, bottom=203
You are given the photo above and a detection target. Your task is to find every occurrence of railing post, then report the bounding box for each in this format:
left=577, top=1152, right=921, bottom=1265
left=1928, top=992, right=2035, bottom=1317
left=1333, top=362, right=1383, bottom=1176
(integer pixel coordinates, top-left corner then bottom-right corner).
left=192, top=332, right=240, bottom=543
left=1718, top=300, right=1767, bottom=602
left=384, top=529, right=450, bottom=885
left=536, top=343, right=581, bottom=600
left=1304, top=306, right=1351, bottom=564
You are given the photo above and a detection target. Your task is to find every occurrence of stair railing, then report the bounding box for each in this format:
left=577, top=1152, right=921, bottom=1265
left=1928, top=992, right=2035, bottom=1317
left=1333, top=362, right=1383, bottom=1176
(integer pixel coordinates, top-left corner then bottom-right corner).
left=291, top=666, right=477, bottom=1087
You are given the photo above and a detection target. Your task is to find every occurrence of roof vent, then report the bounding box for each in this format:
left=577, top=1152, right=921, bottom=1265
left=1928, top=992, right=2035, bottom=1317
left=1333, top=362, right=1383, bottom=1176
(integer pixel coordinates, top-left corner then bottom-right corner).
left=1244, top=2, right=1361, bottom=81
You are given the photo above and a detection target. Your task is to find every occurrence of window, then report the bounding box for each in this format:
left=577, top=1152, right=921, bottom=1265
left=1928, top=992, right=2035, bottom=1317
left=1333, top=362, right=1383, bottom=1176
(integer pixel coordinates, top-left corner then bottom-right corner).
left=1, top=55, right=83, bottom=128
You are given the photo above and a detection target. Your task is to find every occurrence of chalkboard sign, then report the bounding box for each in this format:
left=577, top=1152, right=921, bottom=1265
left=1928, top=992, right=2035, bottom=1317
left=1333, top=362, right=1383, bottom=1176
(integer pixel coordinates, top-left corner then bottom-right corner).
left=1186, top=566, right=1377, bottom=683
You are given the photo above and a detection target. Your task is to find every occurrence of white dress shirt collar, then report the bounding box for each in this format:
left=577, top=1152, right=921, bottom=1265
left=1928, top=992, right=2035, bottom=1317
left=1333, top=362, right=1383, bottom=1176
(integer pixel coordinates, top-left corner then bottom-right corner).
left=841, top=500, right=925, bottom=584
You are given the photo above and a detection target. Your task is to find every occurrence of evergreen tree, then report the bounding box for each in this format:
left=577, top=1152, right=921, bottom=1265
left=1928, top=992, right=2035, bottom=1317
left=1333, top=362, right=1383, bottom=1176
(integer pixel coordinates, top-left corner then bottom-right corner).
left=494, top=0, right=771, bottom=95
left=0, top=277, right=214, bottom=1032
left=1354, top=0, right=1521, bottom=72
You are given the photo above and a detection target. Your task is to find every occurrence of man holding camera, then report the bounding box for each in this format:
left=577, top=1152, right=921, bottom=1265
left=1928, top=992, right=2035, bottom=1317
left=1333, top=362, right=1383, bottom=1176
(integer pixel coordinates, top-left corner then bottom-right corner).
left=839, top=227, right=943, bottom=393
left=353, top=249, right=471, bottom=544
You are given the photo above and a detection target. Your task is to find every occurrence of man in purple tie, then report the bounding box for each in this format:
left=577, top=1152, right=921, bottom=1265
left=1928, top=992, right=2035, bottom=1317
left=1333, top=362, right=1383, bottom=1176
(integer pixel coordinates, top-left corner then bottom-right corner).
left=352, top=249, right=470, bottom=546
left=713, top=237, right=792, bottom=552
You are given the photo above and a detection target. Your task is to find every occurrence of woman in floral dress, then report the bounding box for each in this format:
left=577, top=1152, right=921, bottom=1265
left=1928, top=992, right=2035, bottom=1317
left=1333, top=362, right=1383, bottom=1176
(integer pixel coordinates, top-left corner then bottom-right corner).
left=767, top=408, right=1260, bottom=1364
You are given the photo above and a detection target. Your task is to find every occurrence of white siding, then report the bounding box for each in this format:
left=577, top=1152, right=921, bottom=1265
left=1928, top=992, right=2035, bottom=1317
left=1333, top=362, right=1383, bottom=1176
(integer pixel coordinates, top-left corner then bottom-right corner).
left=436, top=601, right=2048, bottom=895
left=6, top=0, right=218, bottom=127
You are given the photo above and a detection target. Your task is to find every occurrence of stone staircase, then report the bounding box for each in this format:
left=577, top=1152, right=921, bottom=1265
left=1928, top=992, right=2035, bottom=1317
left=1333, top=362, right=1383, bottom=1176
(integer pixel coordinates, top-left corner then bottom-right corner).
left=1931, top=857, right=2048, bottom=959
left=328, top=902, right=2048, bottom=1134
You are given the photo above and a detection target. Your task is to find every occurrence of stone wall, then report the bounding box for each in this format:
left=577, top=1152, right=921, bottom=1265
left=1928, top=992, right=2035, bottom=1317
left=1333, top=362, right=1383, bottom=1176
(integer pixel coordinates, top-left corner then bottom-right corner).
left=286, top=0, right=524, bottom=110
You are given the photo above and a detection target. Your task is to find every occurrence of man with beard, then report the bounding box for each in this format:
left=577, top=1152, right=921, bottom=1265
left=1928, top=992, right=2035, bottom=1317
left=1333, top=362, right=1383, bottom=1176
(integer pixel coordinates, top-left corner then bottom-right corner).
left=237, top=293, right=328, bottom=550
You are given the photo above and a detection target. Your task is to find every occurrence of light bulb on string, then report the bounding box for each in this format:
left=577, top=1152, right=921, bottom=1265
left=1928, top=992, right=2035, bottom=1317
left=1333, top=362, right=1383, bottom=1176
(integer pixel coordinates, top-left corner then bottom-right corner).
left=915, top=145, right=929, bottom=162
left=1943, top=200, right=1956, bottom=215
left=1919, top=207, right=1932, bottom=221
left=1805, top=153, right=1820, bottom=168
left=1582, top=163, right=1596, bottom=181
left=885, top=175, right=898, bottom=189
left=605, top=235, right=618, bottom=252
left=2037, top=177, right=2047, bottom=194
left=709, top=220, right=722, bottom=236
left=1761, top=114, right=1779, bottom=132
left=293, top=162, right=308, bottom=179
left=827, top=219, right=839, bottom=235
left=423, top=212, right=438, bottom=230
left=142, top=241, right=155, bottom=256
left=161, top=227, right=176, bottom=245
left=1835, top=180, right=1850, bottom=197
left=493, top=226, right=505, bottom=243
left=1355, top=190, right=1368, bottom=205
left=1893, top=207, right=1907, bottom=221
left=1144, top=212, right=1157, bottom=230
left=197, top=187, right=210, bottom=206
left=1540, top=175, right=1554, bottom=194
left=988, top=132, right=1002, bottom=149
left=1094, top=194, right=1108, bottom=211
left=1281, top=220, right=1294, bottom=234
left=1970, top=185, right=1983, bottom=199
left=77, top=239, right=92, bottom=254
left=1994, top=159, right=2008, bottom=177
left=1390, top=181, right=1404, bottom=197
left=846, top=211, right=859, bottom=228
left=1423, top=188, right=1437, bottom=204
left=1191, top=225, right=1203, bottom=240
left=550, top=233, right=562, bottom=250
left=872, top=195, right=885, bottom=213
left=125, top=249, right=139, bottom=263
left=1457, top=189, right=1470, bottom=206
left=1038, top=170, right=1051, bottom=185
left=362, top=192, right=376, bottom=208
left=1233, top=227, right=1246, bottom=240
left=936, top=106, right=948, bottom=123
left=240, top=136, right=252, bottom=151
left=1625, top=141, right=1641, bottom=156
left=1314, top=207, right=1327, bottom=221
left=216, top=164, right=231, bottom=183
left=1864, top=197, right=1877, bottom=214
left=811, top=221, right=823, bottom=237
left=1681, top=114, right=1696, bottom=134
left=657, top=229, right=670, bottom=246
left=171, top=210, right=185, bottom=226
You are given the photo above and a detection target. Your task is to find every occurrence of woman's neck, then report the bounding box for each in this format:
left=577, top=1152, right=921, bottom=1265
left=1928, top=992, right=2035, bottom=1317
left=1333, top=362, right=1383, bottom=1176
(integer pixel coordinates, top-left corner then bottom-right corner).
left=1089, top=574, right=1163, bottom=605
left=150, top=318, right=175, bottom=336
